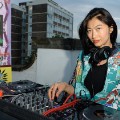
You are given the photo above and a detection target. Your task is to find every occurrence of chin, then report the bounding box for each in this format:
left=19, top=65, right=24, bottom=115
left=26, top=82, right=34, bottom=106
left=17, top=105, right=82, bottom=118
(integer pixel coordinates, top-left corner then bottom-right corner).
left=94, top=44, right=102, bottom=48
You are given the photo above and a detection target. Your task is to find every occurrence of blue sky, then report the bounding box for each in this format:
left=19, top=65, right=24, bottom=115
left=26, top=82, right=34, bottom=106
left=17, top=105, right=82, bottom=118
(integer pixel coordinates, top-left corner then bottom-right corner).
left=11, top=0, right=120, bottom=43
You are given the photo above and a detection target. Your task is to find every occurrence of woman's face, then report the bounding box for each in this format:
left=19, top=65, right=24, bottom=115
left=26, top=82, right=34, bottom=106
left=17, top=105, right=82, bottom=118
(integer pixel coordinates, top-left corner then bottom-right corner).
left=87, top=17, right=113, bottom=48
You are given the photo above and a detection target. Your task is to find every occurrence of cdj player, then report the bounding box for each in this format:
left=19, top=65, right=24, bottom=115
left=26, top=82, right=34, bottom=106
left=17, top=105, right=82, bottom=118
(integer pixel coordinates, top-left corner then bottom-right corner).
left=81, top=104, right=120, bottom=120
left=0, top=80, right=120, bottom=120
left=75, top=100, right=120, bottom=120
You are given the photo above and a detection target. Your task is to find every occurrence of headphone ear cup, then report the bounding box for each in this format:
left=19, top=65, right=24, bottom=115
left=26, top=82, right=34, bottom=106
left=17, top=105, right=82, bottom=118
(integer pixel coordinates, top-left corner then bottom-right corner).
left=98, top=46, right=111, bottom=60
left=89, top=48, right=100, bottom=64
left=89, top=46, right=112, bottom=65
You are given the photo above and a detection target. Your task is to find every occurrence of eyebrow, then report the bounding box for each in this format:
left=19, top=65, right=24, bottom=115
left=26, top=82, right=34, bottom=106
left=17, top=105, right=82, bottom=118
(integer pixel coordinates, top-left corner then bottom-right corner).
left=87, top=24, right=102, bottom=29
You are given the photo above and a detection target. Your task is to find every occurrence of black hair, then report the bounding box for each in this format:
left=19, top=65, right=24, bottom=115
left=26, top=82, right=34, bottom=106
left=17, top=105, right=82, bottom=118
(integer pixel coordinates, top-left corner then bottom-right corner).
left=79, top=8, right=117, bottom=55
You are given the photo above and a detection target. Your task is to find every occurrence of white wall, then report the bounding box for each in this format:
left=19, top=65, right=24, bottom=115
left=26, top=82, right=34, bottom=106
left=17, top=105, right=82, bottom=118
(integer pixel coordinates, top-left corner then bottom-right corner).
left=12, top=48, right=80, bottom=85
left=36, top=48, right=80, bottom=85
left=12, top=60, right=37, bottom=82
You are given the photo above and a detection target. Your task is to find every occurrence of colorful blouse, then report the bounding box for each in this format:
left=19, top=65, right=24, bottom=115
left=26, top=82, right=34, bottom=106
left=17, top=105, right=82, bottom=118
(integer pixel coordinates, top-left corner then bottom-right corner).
left=72, top=46, right=120, bottom=110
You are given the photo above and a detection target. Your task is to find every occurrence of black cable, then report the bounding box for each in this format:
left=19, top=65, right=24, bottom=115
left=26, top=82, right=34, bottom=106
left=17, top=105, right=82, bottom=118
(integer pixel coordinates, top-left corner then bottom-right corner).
left=79, top=90, right=88, bottom=100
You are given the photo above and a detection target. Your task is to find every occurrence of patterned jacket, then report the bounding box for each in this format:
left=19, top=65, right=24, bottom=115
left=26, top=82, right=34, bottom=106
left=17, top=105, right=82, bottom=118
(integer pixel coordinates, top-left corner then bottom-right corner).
left=72, top=46, right=120, bottom=110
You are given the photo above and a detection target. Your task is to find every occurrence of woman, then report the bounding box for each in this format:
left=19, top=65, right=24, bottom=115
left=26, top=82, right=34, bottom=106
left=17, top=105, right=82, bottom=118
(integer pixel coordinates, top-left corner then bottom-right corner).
left=48, top=8, right=120, bottom=110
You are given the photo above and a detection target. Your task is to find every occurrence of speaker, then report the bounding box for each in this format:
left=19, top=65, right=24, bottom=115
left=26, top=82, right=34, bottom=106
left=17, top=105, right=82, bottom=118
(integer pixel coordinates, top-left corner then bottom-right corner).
left=89, top=46, right=112, bottom=65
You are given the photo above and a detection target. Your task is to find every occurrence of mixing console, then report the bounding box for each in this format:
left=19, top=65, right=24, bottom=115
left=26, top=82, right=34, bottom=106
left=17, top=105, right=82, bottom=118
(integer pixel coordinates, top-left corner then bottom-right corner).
left=0, top=80, right=76, bottom=120
left=11, top=87, right=58, bottom=114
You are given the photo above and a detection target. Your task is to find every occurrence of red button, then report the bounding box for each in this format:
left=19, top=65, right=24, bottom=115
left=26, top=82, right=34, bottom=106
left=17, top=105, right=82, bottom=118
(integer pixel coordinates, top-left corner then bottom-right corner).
left=0, top=90, right=3, bottom=97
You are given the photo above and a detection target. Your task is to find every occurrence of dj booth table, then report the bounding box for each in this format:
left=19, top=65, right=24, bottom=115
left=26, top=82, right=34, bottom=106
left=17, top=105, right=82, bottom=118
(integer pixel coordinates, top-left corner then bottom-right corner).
left=0, top=80, right=120, bottom=120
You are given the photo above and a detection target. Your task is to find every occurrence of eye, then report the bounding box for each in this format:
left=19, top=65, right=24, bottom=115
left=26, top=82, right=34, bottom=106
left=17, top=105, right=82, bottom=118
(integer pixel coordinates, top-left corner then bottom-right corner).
left=96, top=27, right=101, bottom=31
left=87, top=29, right=91, bottom=33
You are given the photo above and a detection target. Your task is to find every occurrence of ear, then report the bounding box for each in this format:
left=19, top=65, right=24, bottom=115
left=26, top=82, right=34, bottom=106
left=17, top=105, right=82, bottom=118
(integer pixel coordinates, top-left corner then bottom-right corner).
left=109, top=26, right=113, bottom=33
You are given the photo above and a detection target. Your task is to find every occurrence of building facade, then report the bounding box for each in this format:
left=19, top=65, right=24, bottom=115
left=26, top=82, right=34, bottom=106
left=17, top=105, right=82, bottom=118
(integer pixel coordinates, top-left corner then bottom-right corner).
left=11, top=0, right=73, bottom=65
left=11, top=4, right=27, bottom=65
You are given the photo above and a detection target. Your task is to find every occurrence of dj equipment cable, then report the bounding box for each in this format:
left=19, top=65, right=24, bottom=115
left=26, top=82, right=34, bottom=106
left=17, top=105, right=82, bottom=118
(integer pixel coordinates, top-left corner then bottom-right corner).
left=43, top=94, right=81, bottom=116
left=0, top=90, right=17, bottom=98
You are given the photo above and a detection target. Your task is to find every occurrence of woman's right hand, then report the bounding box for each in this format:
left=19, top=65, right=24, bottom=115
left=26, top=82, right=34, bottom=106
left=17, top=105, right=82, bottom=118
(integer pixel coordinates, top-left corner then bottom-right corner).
left=48, top=82, right=67, bottom=100
left=48, top=82, right=74, bottom=100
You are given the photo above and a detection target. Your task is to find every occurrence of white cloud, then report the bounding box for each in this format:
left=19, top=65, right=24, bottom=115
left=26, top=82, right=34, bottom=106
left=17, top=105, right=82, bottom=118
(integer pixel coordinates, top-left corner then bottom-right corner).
left=114, top=17, right=120, bottom=21
left=11, top=0, right=31, bottom=5
left=117, top=29, right=120, bottom=43
left=118, top=29, right=120, bottom=34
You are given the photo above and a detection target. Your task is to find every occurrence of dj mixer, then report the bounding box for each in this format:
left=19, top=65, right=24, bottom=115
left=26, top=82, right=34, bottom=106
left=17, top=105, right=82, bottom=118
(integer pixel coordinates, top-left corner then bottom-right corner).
left=0, top=80, right=76, bottom=120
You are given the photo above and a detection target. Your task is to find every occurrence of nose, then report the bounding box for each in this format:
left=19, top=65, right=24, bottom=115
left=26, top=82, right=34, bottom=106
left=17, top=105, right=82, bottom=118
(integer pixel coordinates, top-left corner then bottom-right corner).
left=92, top=30, right=97, bottom=39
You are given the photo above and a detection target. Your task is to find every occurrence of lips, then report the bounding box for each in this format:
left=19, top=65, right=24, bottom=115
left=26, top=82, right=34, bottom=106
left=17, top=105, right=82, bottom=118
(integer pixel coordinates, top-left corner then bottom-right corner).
left=93, top=40, right=99, bottom=44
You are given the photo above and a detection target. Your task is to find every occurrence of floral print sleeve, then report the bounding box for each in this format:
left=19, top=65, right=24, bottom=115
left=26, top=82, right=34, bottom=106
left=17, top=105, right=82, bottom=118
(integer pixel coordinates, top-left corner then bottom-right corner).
left=70, top=51, right=91, bottom=98
left=71, top=51, right=83, bottom=87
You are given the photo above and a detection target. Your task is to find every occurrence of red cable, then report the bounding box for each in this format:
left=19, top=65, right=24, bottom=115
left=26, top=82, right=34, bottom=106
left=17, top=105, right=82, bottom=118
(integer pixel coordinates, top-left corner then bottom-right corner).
left=63, top=94, right=76, bottom=104
left=43, top=99, right=79, bottom=116
left=43, top=94, right=80, bottom=116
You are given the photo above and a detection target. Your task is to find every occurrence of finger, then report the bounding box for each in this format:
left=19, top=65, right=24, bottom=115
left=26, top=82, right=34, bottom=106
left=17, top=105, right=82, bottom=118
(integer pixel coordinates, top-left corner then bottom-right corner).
left=48, top=88, right=52, bottom=100
left=51, top=84, right=58, bottom=100
left=48, top=85, right=54, bottom=100
left=56, top=88, right=63, bottom=97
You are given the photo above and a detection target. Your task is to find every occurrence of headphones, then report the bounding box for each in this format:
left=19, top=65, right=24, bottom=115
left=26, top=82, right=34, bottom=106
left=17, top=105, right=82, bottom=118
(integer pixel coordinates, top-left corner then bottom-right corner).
left=89, top=46, right=112, bottom=65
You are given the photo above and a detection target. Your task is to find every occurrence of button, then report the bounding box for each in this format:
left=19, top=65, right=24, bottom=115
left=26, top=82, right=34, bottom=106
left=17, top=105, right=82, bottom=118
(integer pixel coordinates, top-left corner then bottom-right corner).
left=0, top=90, right=3, bottom=97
